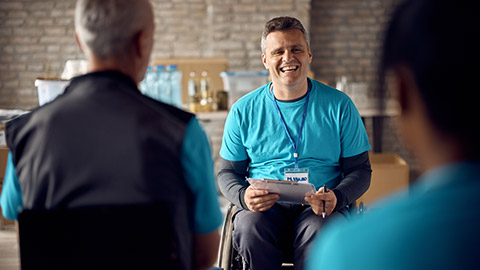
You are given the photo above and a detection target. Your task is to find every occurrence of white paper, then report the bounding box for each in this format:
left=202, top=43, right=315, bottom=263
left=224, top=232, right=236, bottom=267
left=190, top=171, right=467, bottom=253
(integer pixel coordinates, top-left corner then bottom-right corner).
left=247, top=178, right=316, bottom=204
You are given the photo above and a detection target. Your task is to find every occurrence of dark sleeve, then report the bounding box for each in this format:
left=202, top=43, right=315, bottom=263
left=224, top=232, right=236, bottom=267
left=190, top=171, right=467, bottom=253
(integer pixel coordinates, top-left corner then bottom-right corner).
left=332, top=151, right=372, bottom=210
left=217, top=158, right=250, bottom=210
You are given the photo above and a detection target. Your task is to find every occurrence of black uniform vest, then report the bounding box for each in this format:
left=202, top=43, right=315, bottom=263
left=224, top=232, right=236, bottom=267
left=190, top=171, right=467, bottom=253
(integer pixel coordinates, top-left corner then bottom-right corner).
left=6, top=71, right=194, bottom=270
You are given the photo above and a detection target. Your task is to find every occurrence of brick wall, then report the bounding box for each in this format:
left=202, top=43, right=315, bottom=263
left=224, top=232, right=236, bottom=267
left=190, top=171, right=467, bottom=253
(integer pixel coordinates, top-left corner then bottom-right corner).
left=309, top=0, right=419, bottom=177
left=152, top=0, right=310, bottom=69
left=0, top=0, right=391, bottom=108
left=0, top=0, right=309, bottom=110
left=0, top=0, right=82, bottom=109
left=310, top=0, right=400, bottom=88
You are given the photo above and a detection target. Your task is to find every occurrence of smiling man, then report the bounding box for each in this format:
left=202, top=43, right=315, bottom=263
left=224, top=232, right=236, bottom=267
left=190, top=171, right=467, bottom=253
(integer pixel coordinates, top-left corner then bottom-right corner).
left=217, top=16, right=372, bottom=270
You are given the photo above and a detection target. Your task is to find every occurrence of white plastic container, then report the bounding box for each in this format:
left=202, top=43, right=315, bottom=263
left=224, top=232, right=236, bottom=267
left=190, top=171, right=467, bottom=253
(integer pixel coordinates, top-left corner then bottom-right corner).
left=35, top=79, right=70, bottom=106
left=220, top=71, right=269, bottom=107
left=61, top=59, right=88, bottom=80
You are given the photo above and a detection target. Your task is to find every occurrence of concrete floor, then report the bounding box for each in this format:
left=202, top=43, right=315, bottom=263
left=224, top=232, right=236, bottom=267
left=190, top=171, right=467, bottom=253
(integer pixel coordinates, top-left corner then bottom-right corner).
left=0, top=227, right=20, bottom=270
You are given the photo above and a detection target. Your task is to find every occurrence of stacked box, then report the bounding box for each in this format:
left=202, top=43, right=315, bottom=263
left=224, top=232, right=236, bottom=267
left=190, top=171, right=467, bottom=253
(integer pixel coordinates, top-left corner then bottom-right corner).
left=357, top=153, right=409, bottom=208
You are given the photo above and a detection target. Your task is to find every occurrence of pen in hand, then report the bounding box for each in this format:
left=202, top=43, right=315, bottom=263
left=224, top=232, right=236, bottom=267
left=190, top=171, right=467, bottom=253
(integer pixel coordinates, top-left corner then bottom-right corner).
left=322, top=184, right=327, bottom=219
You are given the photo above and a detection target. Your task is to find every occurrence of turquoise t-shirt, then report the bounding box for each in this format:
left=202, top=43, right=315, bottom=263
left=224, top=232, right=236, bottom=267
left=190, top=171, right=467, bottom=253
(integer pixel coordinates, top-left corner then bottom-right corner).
left=0, top=153, right=22, bottom=220
left=306, top=162, right=480, bottom=269
left=220, top=78, right=371, bottom=189
left=0, top=117, right=222, bottom=234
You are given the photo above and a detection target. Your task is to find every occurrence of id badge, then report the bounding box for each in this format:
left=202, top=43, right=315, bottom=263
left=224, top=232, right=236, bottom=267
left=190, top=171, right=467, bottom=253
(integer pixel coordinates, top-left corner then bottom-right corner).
left=284, top=168, right=309, bottom=183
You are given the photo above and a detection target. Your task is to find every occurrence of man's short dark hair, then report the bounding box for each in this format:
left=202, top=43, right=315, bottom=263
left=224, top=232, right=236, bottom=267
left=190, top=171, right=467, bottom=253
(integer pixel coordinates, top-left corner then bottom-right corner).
left=261, top=16, right=309, bottom=53
left=380, top=0, right=480, bottom=156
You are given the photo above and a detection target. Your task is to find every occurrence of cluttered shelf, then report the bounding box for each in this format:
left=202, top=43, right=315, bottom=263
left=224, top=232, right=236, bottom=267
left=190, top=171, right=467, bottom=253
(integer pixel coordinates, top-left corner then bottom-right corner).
left=196, top=111, right=228, bottom=122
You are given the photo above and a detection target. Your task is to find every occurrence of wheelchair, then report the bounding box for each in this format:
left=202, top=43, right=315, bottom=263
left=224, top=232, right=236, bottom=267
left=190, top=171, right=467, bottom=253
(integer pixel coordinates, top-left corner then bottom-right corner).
left=217, top=203, right=293, bottom=270
left=217, top=203, right=243, bottom=270
left=217, top=202, right=363, bottom=270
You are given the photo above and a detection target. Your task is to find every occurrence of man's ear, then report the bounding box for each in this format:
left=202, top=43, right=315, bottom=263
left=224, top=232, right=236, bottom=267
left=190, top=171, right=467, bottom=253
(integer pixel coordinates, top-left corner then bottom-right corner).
left=133, top=30, right=144, bottom=58
left=74, top=32, right=84, bottom=53
left=394, top=64, right=418, bottom=114
left=261, top=53, right=268, bottom=70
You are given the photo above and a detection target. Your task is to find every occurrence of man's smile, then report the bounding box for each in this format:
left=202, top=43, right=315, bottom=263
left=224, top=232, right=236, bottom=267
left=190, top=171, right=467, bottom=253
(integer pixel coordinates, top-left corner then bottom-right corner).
left=280, top=65, right=299, bottom=73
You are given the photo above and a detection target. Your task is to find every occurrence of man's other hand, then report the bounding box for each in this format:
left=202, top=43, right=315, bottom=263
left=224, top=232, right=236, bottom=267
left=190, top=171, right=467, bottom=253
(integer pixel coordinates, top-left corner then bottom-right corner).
left=244, top=186, right=279, bottom=212
left=305, top=187, right=337, bottom=217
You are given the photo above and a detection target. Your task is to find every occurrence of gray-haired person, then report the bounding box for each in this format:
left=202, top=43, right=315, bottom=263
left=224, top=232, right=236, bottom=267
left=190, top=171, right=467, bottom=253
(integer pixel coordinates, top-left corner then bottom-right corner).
left=0, top=1, right=222, bottom=269
left=217, top=16, right=372, bottom=270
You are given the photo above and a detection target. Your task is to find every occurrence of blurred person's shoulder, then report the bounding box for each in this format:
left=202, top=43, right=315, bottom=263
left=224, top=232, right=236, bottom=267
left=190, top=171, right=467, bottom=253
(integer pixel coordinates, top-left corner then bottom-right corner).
left=310, top=164, right=480, bottom=269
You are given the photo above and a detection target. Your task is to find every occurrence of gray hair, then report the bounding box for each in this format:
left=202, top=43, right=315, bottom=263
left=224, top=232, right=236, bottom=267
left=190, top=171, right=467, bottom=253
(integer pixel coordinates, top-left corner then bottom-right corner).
left=75, top=0, right=151, bottom=59
left=261, top=16, right=310, bottom=54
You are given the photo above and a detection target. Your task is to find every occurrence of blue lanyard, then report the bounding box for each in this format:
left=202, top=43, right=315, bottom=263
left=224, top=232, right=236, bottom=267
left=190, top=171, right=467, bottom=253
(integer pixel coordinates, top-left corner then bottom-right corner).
left=270, top=83, right=311, bottom=167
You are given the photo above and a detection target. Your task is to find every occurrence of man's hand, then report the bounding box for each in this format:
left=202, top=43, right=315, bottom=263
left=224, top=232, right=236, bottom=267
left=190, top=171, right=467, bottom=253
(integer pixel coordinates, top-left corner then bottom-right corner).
left=244, top=186, right=279, bottom=212
left=304, top=186, right=337, bottom=217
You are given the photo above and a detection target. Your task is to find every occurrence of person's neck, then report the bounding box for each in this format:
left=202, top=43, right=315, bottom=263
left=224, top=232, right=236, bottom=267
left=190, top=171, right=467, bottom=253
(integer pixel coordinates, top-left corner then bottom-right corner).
left=271, top=79, right=309, bottom=101
left=88, top=56, right=138, bottom=83
left=417, top=132, right=467, bottom=174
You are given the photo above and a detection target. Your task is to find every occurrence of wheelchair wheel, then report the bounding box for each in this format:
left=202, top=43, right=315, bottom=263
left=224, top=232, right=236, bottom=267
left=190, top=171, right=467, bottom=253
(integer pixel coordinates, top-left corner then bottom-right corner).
left=217, top=203, right=294, bottom=270
left=218, top=203, right=237, bottom=270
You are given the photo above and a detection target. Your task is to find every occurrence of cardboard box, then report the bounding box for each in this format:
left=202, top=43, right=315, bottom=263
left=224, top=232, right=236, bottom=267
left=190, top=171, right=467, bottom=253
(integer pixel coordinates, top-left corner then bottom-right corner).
left=357, top=153, right=409, bottom=207
left=0, top=145, right=15, bottom=227
left=0, top=146, right=7, bottom=179
left=0, top=123, right=7, bottom=176
left=151, top=58, right=228, bottom=107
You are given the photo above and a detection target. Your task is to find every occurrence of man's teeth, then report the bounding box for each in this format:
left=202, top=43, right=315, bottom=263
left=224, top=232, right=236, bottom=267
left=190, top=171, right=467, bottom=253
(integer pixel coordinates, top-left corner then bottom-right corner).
left=281, top=66, right=298, bottom=72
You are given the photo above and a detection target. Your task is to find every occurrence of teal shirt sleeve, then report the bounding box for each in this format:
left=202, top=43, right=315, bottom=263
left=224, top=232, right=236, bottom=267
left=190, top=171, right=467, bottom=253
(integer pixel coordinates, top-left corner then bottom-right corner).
left=340, top=98, right=371, bottom=157
left=0, top=152, right=23, bottom=221
left=219, top=107, right=248, bottom=161
left=181, top=117, right=223, bottom=234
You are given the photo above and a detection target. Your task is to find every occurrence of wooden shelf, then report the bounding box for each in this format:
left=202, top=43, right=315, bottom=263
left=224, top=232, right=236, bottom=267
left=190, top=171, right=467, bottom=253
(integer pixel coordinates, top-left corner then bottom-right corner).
left=196, top=111, right=228, bottom=121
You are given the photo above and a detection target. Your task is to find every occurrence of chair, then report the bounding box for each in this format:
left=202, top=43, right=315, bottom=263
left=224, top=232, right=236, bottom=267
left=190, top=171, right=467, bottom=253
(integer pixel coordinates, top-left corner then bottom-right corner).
left=18, top=203, right=184, bottom=270
left=217, top=202, right=360, bottom=270
left=217, top=203, right=294, bottom=270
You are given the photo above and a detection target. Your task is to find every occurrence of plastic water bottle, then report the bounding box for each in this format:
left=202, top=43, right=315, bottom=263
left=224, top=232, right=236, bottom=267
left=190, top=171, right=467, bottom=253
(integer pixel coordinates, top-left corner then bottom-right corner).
left=154, top=65, right=165, bottom=101
left=139, top=66, right=150, bottom=94
left=199, top=71, right=209, bottom=106
left=199, top=71, right=212, bottom=112
left=140, top=66, right=156, bottom=98
left=160, top=66, right=173, bottom=104
left=167, top=65, right=182, bottom=108
left=188, top=71, right=200, bottom=112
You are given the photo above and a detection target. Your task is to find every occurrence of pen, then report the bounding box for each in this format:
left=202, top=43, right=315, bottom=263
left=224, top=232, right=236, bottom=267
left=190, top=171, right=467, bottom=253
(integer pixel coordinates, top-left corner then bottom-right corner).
left=322, top=184, right=326, bottom=219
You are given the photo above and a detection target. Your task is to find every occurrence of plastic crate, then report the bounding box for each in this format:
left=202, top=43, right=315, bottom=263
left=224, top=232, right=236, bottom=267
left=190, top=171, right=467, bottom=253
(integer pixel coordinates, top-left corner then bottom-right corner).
left=220, top=71, right=269, bottom=107
left=35, top=79, right=70, bottom=106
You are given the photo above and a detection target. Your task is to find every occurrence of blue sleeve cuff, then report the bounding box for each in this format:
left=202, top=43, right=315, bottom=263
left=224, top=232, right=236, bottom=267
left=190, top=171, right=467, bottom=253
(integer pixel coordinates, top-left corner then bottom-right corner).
left=181, top=118, right=223, bottom=234
left=0, top=151, right=23, bottom=221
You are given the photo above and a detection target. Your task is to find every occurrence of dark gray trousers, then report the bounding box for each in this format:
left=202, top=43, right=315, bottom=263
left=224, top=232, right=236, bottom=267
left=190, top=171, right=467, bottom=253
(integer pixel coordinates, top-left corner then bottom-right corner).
left=232, top=203, right=348, bottom=270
